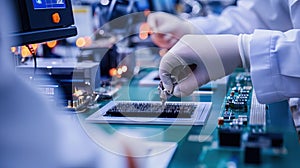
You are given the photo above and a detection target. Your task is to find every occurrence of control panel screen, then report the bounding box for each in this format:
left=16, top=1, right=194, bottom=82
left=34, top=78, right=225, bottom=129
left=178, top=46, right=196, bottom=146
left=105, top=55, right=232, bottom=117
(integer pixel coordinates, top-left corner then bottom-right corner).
left=32, top=0, right=66, bottom=10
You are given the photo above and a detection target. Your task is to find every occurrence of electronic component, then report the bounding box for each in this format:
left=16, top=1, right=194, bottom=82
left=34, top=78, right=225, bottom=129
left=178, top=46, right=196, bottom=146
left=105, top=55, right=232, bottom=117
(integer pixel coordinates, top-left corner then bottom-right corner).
left=199, top=72, right=289, bottom=167
left=214, top=72, right=286, bottom=166
left=243, top=132, right=284, bottom=165
left=86, top=101, right=212, bottom=125
left=247, top=133, right=284, bottom=148
left=219, top=73, right=252, bottom=128
left=249, top=90, right=266, bottom=126
left=65, top=87, right=93, bottom=113
left=218, top=73, right=268, bottom=142
left=16, top=59, right=99, bottom=107
left=104, top=102, right=196, bottom=118
left=217, top=117, right=224, bottom=126
left=66, top=83, right=120, bottom=113
left=218, top=128, right=242, bottom=147
left=244, top=144, right=261, bottom=164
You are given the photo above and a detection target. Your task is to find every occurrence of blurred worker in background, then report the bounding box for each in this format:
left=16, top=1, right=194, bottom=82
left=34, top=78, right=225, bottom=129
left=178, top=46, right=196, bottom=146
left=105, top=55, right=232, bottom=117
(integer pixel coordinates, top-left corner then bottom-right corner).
left=148, top=0, right=300, bottom=104
left=0, top=2, right=141, bottom=168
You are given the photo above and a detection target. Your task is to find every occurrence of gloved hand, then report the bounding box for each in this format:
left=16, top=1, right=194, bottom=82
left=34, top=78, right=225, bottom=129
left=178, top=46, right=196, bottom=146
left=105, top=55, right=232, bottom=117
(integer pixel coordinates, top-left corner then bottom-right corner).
left=159, top=34, right=241, bottom=97
left=147, top=12, right=197, bottom=49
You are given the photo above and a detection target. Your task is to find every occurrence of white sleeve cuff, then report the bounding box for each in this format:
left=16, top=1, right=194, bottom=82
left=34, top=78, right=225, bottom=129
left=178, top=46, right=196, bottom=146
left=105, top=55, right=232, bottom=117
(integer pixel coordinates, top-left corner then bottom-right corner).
left=249, top=30, right=283, bottom=104
left=238, top=34, right=252, bottom=70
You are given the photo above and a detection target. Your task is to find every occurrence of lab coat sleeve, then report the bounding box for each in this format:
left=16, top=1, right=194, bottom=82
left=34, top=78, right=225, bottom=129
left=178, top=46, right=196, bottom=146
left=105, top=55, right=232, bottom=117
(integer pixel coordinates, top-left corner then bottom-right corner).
left=188, top=1, right=262, bottom=34
left=250, top=29, right=300, bottom=104
left=187, top=0, right=292, bottom=35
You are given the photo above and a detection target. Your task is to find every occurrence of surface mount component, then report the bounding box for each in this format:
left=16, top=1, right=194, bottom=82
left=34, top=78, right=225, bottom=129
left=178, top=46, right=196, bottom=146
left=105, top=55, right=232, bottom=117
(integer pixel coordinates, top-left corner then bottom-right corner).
left=86, top=101, right=212, bottom=125
left=218, top=128, right=242, bottom=147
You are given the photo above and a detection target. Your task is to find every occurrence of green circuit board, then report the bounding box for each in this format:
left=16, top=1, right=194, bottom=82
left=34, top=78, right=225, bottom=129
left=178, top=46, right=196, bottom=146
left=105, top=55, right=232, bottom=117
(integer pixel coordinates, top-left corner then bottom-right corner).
left=198, top=72, right=287, bottom=167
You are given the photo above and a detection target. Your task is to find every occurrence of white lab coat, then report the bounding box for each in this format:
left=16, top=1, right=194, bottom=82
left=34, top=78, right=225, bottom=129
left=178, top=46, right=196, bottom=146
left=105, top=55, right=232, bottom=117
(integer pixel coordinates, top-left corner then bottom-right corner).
left=189, top=0, right=300, bottom=104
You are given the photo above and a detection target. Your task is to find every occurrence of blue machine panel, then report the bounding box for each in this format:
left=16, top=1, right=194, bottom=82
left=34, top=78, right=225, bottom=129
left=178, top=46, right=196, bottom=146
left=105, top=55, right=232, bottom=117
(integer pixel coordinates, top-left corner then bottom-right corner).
left=32, top=0, right=66, bottom=9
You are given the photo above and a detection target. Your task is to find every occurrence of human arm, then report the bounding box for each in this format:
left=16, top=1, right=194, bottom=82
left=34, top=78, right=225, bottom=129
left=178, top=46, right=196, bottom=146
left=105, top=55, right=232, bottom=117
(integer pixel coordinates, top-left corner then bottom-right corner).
left=148, top=0, right=293, bottom=48
left=188, top=0, right=293, bottom=34
left=243, top=29, right=300, bottom=104
left=159, top=28, right=300, bottom=104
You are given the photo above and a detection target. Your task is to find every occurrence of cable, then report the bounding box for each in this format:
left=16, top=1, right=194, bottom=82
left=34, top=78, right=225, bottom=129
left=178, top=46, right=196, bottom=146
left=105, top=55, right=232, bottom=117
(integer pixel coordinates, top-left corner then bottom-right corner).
left=26, top=44, right=37, bottom=79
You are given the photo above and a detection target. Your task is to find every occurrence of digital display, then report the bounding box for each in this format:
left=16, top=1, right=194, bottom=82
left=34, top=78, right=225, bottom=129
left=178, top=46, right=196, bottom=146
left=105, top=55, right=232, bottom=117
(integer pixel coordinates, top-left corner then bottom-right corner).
left=32, top=0, right=66, bottom=10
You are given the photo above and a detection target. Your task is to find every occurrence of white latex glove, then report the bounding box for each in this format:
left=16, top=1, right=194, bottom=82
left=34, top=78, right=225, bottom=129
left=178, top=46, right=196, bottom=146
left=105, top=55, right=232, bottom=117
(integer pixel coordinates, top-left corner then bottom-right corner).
left=147, top=12, right=197, bottom=49
left=159, top=34, right=241, bottom=97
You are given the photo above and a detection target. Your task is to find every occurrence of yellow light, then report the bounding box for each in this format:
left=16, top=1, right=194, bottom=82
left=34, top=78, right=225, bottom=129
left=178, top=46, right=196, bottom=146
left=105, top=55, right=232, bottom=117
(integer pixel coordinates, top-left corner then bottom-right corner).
left=109, top=68, right=117, bottom=77
left=76, top=37, right=86, bottom=48
left=31, top=44, right=38, bottom=50
left=20, top=44, right=39, bottom=57
left=46, top=40, right=57, bottom=48
left=11, top=47, right=17, bottom=53
left=139, top=22, right=152, bottom=40
left=21, top=46, right=31, bottom=57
